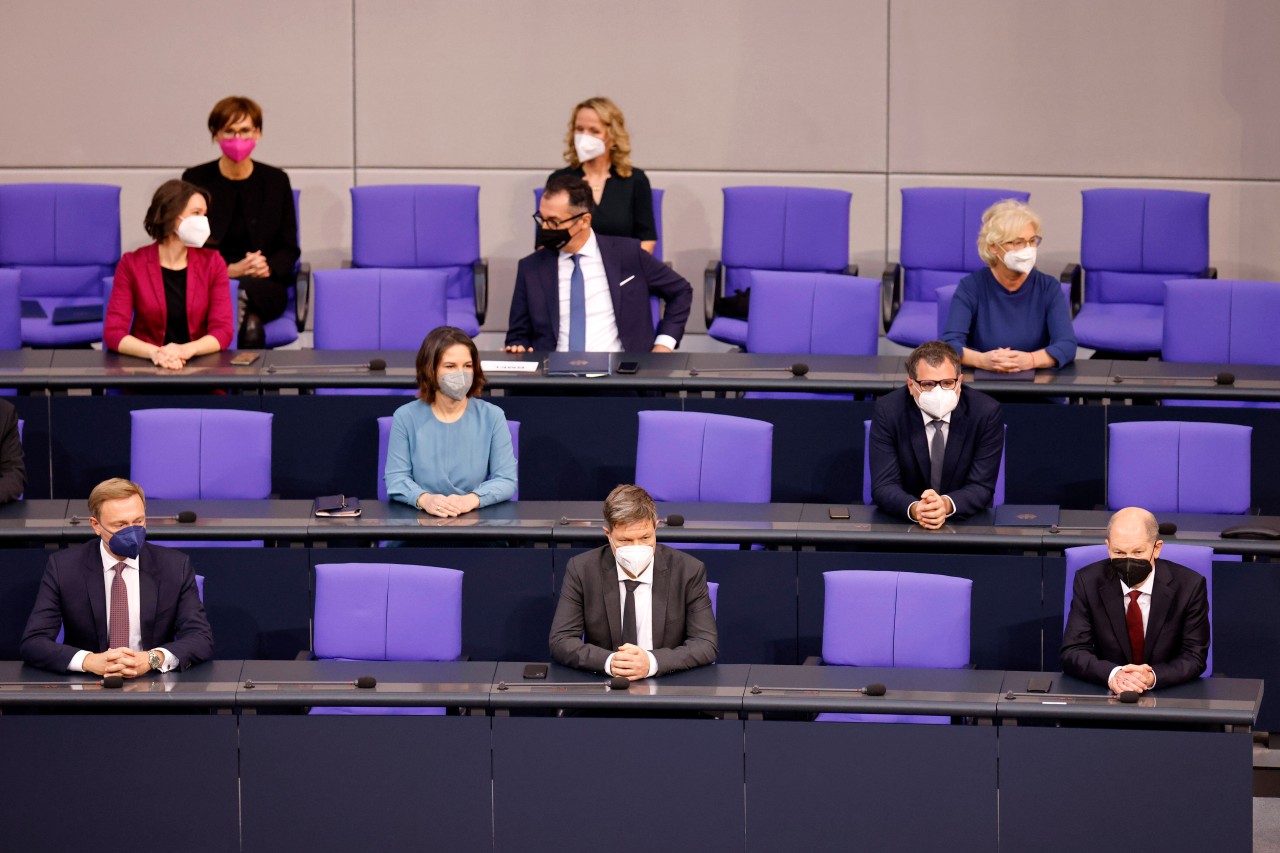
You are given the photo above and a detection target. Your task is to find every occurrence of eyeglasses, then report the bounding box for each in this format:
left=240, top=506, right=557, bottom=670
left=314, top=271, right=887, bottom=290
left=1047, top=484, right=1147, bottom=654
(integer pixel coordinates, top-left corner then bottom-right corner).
left=532, top=212, right=586, bottom=229
left=218, top=127, right=257, bottom=139
left=1001, top=236, right=1043, bottom=250
left=911, top=377, right=958, bottom=391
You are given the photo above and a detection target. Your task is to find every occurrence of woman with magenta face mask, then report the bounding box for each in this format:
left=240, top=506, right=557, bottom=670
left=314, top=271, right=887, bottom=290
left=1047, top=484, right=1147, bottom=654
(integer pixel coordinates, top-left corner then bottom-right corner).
left=182, top=96, right=299, bottom=349
left=941, top=199, right=1077, bottom=372
left=547, top=97, right=657, bottom=254
left=103, top=180, right=233, bottom=370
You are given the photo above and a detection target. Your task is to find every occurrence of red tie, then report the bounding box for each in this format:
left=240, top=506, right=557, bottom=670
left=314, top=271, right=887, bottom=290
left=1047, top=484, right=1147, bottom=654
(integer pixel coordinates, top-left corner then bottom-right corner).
left=109, top=562, right=130, bottom=649
left=1126, top=589, right=1144, bottom=665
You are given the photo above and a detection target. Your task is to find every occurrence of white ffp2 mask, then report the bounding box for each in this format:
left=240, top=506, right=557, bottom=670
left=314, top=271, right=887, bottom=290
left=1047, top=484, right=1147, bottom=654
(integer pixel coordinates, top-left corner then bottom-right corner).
left=615, top=544, right=653, bottom=577
left=917, top=387, right=959, bottom=419
left=574, top=133, right=607, bottom=163
left=1001, top=246, right=1037, bottom=274
left=177, top=215, right=211, bottom=248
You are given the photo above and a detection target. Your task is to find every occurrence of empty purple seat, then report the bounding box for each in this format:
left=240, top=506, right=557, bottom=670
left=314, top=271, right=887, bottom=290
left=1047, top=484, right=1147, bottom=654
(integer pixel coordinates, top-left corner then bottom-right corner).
left=314, top=268, right=449, bottom=350
left=377, top=415, right=519, bottom=501
left=861, top=419, right=1006, bottom=507
left=635, top=411, right=772, bottom=503
left=310, top=562, right=463, bottom=715
left=1108, top=421, right=1250, bottom=514
left=131, top=409, right=272, bottom=499
left=0, top=270, right=20, bottom=350
left=351, top=185, right=485, bottom=336
left=818, top=570, right=971, bottom=724
left=1067, top=189, right=1212, bottom=354
left=706, top=187, right=853, bottom=348
left=885, top=187, right=1030, bottom=348
left=0, top=183, right=121, bottom=346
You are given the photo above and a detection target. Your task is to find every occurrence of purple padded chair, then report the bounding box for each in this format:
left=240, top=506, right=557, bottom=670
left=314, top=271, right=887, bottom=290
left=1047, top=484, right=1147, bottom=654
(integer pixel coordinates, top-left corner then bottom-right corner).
left=350, top=185, right=485, bottom=336
left=310, top=562, right=463, bottom=716
left=884, top=187, right=1030, bottom=347
left=1162, top=278, right=1280, bottom=409
left=743, top=270, right=878, bottom=401
left=0, top=183, right=121, bottom=346
left=635, top=411, right=772, bottom=503
left=1064, top=543, right=1212, bottom=676
left=0, top=269, right=20, bottom=349
left=705, top=187, right=854, bottom=349
left=861, top=420, right=1006, bottom=507
left=817, top=570, right=971, bottom=724
left=1108, top=421, right=1250, bottom=514
left=131, top=409, right=272, bottom=499
left=313, top=268, right=449, bottom=349
left=377, top=415, right=520, bottom=501
left=1066, top=189, right=1212, bottom=354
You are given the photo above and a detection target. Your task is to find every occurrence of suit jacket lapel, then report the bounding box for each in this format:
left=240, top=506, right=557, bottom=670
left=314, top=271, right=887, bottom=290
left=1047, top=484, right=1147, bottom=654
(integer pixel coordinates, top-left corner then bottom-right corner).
left=139, top=547, right=158, bottom=650
left=82, top=545, right=108, bottom=651
left=599, top=551, right=622, bottom=649
left=539, top=251, right=561, bottom=344
left=1144, top=561, right=1173, bottom=657
left=940, top=396, right=969, bottom=487
left=598, top=237, right=625, bottom=325
left=649, top=551, right=671, bottom=649
left=1096, top=570, right=1134, bottom=660
left=905, top=400, right=931, bottom=482
left=143, top=245, right=166, bottom=332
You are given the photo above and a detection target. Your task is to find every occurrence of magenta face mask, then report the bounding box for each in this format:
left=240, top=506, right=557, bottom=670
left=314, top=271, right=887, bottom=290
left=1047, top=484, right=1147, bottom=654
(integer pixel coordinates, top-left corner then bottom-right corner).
left=219, top=137, right=256, bottom=163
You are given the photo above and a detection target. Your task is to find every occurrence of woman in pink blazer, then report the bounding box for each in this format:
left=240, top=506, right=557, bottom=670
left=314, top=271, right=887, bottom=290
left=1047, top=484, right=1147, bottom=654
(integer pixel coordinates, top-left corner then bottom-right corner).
left=104, top=180, right=234, bottom=370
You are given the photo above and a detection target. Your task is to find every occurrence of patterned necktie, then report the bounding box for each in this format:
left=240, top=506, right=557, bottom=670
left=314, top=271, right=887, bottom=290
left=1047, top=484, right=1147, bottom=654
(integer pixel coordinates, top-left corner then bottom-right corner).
left=109, top=562, right=130, bottom=649
left=1126, top=589, right=1145, bottom=664
left=568, top=253, right=586, bottom=351
left=621, top=580, right=640, bottom=647
left=929, top=419, right=946, bottom=492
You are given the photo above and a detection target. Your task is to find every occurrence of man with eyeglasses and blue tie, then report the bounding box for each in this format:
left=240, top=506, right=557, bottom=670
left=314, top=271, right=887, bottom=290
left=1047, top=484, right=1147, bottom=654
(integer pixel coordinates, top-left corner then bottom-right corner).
left=504, top=174, right=691, bottom=355
left=868, top=341, right=1004, bottom=529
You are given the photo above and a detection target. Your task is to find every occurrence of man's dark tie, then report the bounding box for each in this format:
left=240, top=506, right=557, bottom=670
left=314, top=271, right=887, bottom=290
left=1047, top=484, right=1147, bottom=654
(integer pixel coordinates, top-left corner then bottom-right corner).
left=109, top=562, right=130, bottom=649
left=621, top=579, right=640, bottom=646
left=568, top=253, right=586, bottom=351
left=1126, top=589, right=1145, bottom=664
left=929, top=419, right=946, bottom=492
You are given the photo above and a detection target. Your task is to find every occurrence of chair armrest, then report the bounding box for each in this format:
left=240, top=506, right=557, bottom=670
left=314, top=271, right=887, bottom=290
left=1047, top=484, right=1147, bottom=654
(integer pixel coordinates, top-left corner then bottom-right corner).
left=473, top=259, right=489, bottom=326
left=294, top=650, right=314, bottom=661
left=1061, top=263, right=1084, bottom=316
left=880, top=263, right=901, bottom=330
left=294, top=261, right=311, bottom=331
left=802, top=655, right=823, bottom=666
left=704, top=260, right=723, bottom=327
left=844, top=263, right=860, bottom=276
left=1201, top=266, right=1218, bottom=279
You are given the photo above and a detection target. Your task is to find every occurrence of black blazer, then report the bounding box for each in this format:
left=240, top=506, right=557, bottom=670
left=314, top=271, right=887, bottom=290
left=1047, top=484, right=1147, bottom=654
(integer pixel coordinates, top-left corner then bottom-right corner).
left=868, top=385, right=1003, bottom=519
left=1060, top=558, right=1210, bottom=688
left=505, top=232, right=692, bottom=352
left=548, top=166, right=657, bottom=242
left=20, top=540, right=214, bottom=673
left=181, top=159, right=300, bottom=283
left=0, top=398, right=25, bottom=504
left=549, top=544, right=718, bottom=675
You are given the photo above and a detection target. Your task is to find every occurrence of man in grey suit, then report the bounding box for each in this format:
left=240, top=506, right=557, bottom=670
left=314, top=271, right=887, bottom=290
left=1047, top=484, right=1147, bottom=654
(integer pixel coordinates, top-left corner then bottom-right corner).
left=550, top=484, right=718, bottom=680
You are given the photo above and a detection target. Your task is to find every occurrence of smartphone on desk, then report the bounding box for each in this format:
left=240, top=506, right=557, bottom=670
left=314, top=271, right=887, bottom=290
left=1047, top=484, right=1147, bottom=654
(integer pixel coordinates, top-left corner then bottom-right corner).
left=523, top=664, right=548, bottom=679
left=617, top=361, right=640, bottom=375
left=230, top=352, right=261, bottom=366
left=828, top=506, right=850, bottom=520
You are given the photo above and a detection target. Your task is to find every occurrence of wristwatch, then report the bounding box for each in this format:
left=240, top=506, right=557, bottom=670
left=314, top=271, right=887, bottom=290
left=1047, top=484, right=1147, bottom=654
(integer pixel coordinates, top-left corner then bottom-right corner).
left=147, top=650, right=162, bottom=671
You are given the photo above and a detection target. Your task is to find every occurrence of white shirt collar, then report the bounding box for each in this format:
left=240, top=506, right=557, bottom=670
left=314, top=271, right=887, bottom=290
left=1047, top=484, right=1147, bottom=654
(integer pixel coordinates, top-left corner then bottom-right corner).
left=99, top=539, right=139, bottom=572
left=615, top=561, right=654, bottom=585
left=918, top=406, right=953, bottom=427
left=561, top=229, right=599, bottom=261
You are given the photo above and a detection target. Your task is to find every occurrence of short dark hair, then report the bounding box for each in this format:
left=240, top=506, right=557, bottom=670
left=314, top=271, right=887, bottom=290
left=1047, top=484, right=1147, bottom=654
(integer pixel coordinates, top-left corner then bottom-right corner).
left=907, top=340, right=962, bottom=380
left=207, top=95, right=263, bottom=138
left=415, top=326, right=485, bottom=403
left=603, top=484, right=658, bottom=530
left=543, top=174, right=596, bottom=217
left=143, top=179, right=210, bottom=242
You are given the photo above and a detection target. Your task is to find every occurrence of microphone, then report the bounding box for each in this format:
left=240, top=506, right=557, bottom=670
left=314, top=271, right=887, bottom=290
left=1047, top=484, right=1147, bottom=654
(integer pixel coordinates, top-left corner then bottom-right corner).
left=69, top=511, right=198, bottom=525
left=558, top=516, right=602, bottom=525
left=749, top=682, right=886, bottom=697
left=664, top=514, right=685, bottom=528
left=689, top=362, right=809, bottom=377
left=266, top=358, right=387, bottom=374
left=243, top=676, right=377, bottom=689
left=1111, top=371, right=1234, bottom=386
left=0, top=677, right=126, bottom=689
left=495, top=678, right=631, bottom=691
left=609, top=676, right=631, bottom=690
left=1048, top=521, right=1177, bottom=536
left=1004, top=689, right=1139, bottom=704
left=103, top=675, right=124, bottom=689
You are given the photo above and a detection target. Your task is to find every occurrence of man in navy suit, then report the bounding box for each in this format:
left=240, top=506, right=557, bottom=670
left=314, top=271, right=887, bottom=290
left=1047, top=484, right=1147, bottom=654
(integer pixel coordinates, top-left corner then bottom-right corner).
left=20, top=478, right=213, bottom=676
left=869, top=340, right=1003, bottom=528
left=1061, top=507, right=1209, bottom=693
left=505, top=174, right=691, bottom=353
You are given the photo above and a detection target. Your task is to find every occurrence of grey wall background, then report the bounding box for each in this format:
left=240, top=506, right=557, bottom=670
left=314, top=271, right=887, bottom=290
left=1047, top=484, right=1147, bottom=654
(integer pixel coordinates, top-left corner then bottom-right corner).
left=3, top=0, right=1278, bottom=333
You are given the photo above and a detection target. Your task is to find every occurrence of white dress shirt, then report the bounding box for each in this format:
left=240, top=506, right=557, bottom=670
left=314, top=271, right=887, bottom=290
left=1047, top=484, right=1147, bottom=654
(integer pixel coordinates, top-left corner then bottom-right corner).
left=906, top=408, right=958, bottom=522
left=67, top=541, right=176, bottom=673
left=555, top=230, right=676, bottom=352
left=604, top=557, right=659, bottom=678
left=1109, top=563, right=1157, bottom=688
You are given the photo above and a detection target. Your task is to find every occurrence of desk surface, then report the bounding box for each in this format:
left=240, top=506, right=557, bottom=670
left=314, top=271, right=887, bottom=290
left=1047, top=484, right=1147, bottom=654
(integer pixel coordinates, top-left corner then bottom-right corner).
left=0, top=659, right=244, bottom=708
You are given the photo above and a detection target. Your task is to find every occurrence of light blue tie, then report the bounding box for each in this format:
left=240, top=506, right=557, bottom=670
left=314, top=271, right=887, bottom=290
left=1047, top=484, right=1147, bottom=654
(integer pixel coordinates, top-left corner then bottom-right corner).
left=568, top=253, right=586, bottom=351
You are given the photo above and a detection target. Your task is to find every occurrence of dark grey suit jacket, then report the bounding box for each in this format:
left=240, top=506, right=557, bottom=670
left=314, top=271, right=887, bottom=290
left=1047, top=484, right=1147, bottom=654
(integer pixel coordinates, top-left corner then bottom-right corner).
left=549, top=544, right=718, bottom=675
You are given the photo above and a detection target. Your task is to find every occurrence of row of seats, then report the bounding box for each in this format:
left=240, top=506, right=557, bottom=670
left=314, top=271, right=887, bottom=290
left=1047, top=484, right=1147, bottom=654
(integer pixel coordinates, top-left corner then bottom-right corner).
left=0, top=183, right=1242, bottom=359
left=115, top=409, right=1253, bottom=517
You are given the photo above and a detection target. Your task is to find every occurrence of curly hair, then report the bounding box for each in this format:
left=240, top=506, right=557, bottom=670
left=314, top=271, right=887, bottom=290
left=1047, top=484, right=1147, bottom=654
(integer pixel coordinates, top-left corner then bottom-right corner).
left=562, top=96, right=634, bottom=178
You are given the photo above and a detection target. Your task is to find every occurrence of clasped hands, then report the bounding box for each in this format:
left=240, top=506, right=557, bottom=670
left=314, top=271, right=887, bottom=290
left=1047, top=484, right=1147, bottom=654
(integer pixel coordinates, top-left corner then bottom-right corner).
left=911, top=489, right=952, bottom=530
left=1109, top=664, right=1156, bottom=695
left=416, top=492, right=480, bottom=518
left=82, top=648, right=153, bottom=679
left=227, top=251, right=270, bottom=280
left=150, top=342, right=199, bottom=371
left=502, top=344, right=673, bottom=353
left=980, top=348, right=1035, bottom=373
left=609, top=643, right=651, bottom=681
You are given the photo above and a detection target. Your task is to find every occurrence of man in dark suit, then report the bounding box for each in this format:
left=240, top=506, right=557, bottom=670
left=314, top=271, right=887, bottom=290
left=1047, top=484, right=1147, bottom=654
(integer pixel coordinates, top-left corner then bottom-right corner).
left=20, top=478, right=213, bottom=676
left=505, top=174, right=691, bottom=354
left=0, top=398, right=25, bottom=504
left=550, top=484, right=717, bottom=679
left=1061, top=507, right=1209, bottom=693
left=869, top=340, right=1003, bottom=528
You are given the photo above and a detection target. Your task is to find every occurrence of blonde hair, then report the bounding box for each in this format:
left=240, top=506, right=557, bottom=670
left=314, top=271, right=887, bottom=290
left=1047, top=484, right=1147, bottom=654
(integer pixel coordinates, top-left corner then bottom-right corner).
left=88, top=478, right=146, bottom=518
left=977, top=199, right=1042, bottom=266
left=563, top=96, right=634, bottom=178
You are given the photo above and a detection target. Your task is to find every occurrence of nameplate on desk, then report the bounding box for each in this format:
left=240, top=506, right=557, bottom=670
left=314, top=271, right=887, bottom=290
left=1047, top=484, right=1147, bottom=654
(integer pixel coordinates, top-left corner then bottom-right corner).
left=480, top=360, right=540, bottom=373
left=545, top=352, right=615, bottom=376
left=973, top=369, right=1035, bottom=381
left=994, top=505, right=1060, bottom=527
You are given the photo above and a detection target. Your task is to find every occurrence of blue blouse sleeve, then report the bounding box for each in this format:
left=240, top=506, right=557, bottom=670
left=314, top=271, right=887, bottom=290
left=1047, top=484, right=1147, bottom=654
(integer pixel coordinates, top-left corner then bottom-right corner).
left=1042, top=278, right=1078, bottom=367
left=941, top=275, right=979, bottom=355
left=384, top=406, right=427, bottom=508
left=474, top=407, right=517, bottom=507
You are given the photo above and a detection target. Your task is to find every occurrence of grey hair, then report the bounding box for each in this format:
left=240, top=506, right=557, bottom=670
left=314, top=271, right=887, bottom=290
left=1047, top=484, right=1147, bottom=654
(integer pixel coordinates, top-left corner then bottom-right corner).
left=602, top=484, right=658, bottom=530
left=977, top=199, right=1041, bottom=266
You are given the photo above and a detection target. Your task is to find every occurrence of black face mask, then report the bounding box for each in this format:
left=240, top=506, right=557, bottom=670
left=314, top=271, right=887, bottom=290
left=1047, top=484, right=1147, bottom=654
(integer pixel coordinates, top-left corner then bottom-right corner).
left=535, top=226, right=573, bottom=252
left=1110, top=557, right=1154, bottom=588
